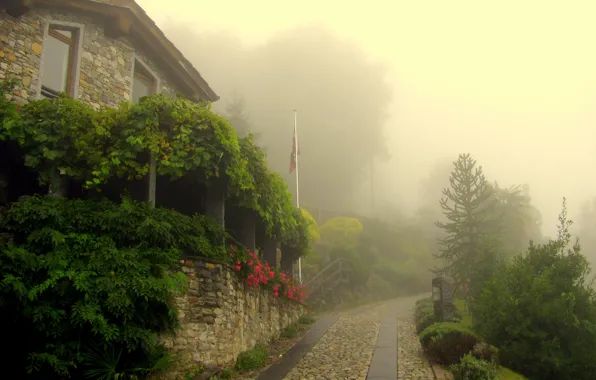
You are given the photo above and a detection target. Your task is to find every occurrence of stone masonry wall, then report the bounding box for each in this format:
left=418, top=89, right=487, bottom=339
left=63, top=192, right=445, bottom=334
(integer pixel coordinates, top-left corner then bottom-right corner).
left=162, top=259, right=305, bottom=376
left=0, top=8, right=181, bottom=109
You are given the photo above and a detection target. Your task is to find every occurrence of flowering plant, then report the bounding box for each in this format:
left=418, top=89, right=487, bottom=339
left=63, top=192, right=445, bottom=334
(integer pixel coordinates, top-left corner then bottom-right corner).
left=228, top=244, right=307, bottom=304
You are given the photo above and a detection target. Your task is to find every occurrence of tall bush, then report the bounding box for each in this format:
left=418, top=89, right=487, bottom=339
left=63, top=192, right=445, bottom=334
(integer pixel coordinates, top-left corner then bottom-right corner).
left=419, top=322, right=480, bottom=365
left=0, top=196, right=229, bottom=379
left=472, top=199, right=596, bottom=380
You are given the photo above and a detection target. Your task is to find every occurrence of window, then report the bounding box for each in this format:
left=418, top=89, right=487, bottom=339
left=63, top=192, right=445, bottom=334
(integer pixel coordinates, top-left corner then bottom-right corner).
left=40, top=26, right=79, bottom=99
left=132, top=60, right=157, bottom=103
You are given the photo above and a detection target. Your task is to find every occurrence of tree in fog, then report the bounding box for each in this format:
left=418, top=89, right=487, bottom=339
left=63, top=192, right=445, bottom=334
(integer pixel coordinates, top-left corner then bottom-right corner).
left=435, top=153, right=499, bottom=292
left=161, top=24, right=393, bottom=211
left=224, top=92, right=252, bottom=138
left=577, top=198, right=596, bottom=266
left=489, top=183, right=543, bottom=255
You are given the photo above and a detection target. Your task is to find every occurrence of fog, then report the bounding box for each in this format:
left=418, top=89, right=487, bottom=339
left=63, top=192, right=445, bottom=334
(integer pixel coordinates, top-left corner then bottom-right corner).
left=138, top=0, right=596, bottom=238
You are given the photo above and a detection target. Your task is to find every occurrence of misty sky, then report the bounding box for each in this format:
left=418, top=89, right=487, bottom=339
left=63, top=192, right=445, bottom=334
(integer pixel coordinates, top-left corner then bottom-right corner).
left=139, top=0, right=596, bottom=237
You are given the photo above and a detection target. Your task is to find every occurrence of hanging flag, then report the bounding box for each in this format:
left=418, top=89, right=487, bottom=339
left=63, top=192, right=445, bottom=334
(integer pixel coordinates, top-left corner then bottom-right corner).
left=289, top=124, right=300, bottom=173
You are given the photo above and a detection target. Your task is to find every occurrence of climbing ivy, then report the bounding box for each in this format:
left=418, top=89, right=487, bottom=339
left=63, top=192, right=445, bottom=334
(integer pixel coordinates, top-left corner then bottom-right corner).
left=0, top=82, right=309, bottom=253
left=98, top=95, right=252, bottom=188
left=2, top=94, right=105, bottom=189
left=235, top=134, right=310, bottom=250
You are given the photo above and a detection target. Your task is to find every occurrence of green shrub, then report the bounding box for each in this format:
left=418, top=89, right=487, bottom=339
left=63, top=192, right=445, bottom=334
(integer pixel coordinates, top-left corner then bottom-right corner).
left=280, top=324, right=298, bottom=339
left=415, top=297, right=462, bottom=333
left=218, top=368, right=237, bottom=379
left=235, top=343, right=267, bottom=372
left=450, top=353, right=497, bottom=380
left=416, top=312, right=438, bottom=333
left=298, top=313, right=316, bottom=325
left=472, top=223, right=596, bottom=379
left=0, top=196, right=230, bottom=379
left=415, top=297, right=435, bottom=332
left=419, top=322, right=480, bottom=365
left=415, top=297, right=434, bottom=319
left=470, top=342, right=499, bottom=364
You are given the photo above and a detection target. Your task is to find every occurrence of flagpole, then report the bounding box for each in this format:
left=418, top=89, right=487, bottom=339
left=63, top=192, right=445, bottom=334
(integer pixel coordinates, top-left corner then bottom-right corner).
left=294, top=109, right=303, bottom=284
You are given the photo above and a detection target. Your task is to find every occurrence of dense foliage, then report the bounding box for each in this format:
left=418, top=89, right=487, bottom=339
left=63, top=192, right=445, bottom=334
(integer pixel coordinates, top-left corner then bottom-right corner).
left=300, top=212, right=436, bottom=304
left=0, top=81, right=310, bottom=251
left=432, top=152, right=596, bottom=379
left=0, top=195, right=308, bottom=379
left=419, top=322, right=480, bottom=365
left=472, top=200, right=596, bottom=379
left=0, top=196, right=195, bottom=379
left=450, top=353, right=497, bottom=380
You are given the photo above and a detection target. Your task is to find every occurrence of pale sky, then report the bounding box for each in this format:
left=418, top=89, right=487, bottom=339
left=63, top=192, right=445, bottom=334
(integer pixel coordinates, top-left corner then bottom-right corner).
left=138, top=0, right=596, bottom=236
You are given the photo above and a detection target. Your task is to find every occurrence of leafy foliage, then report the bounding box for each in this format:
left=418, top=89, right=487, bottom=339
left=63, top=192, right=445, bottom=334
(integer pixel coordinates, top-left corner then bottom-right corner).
left=450, top=354, right=497, bottom=380
left=300, top=209, right=320, bottom=243
left=419, top=322, right=480, bottom=365
left=415, top=296, right=462, bottom=333
left=470, top=342, right=499, bottom=364
left=235, top=343, right=267, bottom=372
left=302, top=212, right=436, bottom=303
left=319, top=217, right=363, bottom=248
left=0, top=82, right=310, bottom=253
left=0, top=195, right=203, bottom=379
left=414, top=297, right=442, bottom=333
left=0, top=79, right=19, bottom=127
left=471, top=199, right=596, bottom=380
left=2, top=94, right=104, bottom=193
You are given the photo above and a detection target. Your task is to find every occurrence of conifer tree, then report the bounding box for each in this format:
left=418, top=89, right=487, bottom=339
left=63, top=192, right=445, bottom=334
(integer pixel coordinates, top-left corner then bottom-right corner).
left=435, top=153, right=498, bottom=292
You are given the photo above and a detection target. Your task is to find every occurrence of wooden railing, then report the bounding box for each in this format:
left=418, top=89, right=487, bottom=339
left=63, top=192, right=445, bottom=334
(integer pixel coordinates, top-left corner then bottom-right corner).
left=305, top=258, right=351, bottom=302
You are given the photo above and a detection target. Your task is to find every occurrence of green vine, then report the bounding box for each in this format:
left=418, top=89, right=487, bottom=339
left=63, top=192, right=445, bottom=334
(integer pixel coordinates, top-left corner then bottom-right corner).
left=0, top=82, right=310, bottom=254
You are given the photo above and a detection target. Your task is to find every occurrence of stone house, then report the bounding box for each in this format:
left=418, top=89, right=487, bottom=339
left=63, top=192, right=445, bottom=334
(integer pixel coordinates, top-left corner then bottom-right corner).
left=0, top=0, right=218, bottom=108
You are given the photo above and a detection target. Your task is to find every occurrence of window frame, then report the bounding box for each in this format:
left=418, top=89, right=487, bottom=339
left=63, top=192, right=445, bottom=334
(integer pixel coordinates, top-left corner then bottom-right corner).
left=37, top=20, right=84, bottom=100
left=130, top=56, right=160, bottom=104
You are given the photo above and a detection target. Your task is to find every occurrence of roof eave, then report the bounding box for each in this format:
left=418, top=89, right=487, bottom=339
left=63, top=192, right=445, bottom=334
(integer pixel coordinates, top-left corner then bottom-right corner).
left=4, top=0, right=219, bottom=103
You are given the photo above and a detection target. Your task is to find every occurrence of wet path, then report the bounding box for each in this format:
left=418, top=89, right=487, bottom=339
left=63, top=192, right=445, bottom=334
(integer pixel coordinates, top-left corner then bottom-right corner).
left=254, top=295, right=435, bottom=380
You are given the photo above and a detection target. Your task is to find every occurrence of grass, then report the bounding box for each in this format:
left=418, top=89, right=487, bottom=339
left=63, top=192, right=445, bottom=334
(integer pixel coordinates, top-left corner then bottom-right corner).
left=497, top=366, right=527, bottom=379
left=453, top=298, right=473, bottom=328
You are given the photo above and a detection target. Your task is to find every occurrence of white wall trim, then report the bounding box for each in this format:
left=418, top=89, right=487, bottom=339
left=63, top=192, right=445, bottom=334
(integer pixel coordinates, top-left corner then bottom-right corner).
left=37, top=18, right=85, bottom=100
left=129, top=53, right=161, bottom=103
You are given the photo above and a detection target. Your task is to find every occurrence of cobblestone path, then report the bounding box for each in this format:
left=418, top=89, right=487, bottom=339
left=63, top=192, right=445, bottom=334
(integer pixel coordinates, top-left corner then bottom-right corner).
left=264, top=295, right=436, bottom=380
left=282, top=303, right=384, bottom=380
left=396, top=298, right=435, bottom=380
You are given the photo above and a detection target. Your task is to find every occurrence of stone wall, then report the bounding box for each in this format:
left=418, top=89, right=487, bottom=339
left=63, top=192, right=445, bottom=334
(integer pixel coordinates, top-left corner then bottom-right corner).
left=162, top=259, right=305, bottom=376
left=0, top=8, right=181, bottom=108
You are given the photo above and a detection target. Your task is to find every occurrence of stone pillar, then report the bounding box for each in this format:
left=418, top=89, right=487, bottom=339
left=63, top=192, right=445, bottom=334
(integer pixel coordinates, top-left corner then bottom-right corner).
left=262, top=235, right=277, bottom=268
left=280, top=247, right=296, bottom=274
left=48, top=169, right=67, bottom=198
left=147, top=154, right=157, bottom=206
left=0, top=172, right=7, bottom=204
left=432, top=276, right=454, bottom=321
left=204, top=182, right=226, bottom=228
left=238, top=208, right=256, bottom=251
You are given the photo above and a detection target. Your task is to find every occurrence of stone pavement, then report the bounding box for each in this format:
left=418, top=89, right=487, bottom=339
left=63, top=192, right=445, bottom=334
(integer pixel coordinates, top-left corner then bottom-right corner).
left=253, top=295, right=436, bottom=380
left=396, top=312, right=435, bottom=379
